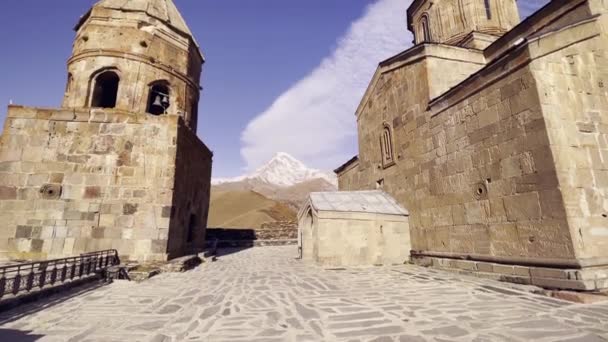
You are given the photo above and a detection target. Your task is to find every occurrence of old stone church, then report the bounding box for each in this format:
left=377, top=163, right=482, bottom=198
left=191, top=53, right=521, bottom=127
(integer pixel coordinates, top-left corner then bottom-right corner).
left=336, top=0, right=608, bottom=290
left=0, top=0, right=212, bottom=262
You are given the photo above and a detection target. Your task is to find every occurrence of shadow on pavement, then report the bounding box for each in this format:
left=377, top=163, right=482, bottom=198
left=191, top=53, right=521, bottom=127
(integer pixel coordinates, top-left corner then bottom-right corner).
left=216, top=246, right=254, bottom=258
left=0, top=280, right=108, bottom=325
left=206, top=228, right=257, bottom=240
left=0, top=329, right=44, bottom=341
left=205, top=228, right=258, bottom=258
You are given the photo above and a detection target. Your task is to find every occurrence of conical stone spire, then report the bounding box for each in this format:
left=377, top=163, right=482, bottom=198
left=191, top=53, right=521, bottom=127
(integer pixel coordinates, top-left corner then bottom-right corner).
left=85, top=0, right=195, bottom=40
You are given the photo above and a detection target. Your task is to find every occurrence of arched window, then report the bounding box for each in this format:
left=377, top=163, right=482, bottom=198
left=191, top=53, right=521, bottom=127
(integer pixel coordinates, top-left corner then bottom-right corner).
left=146, top=81, right=171, bottom=115
left=380, top=124, right=395, bottom=168
left=190, top=98, right=199, bottom=128
left=420, top=16, right=431, bottom=42
left=484, top=0, right=492, bottom=19
left=90, top=70, right=119, bottom=108
left=65, top=73, right=73, bottom=94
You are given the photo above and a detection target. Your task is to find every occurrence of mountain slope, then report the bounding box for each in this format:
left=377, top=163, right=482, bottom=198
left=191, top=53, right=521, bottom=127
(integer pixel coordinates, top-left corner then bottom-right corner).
left=211, top=152, right=339, bottom=219
left=257, top=178, right=338, bottom=210
left=208, top=190, right=296, bottom=229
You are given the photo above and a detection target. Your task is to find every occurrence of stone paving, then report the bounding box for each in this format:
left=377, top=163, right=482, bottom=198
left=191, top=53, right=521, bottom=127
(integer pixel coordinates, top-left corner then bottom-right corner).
left=1, top=246, right=608, bottom=342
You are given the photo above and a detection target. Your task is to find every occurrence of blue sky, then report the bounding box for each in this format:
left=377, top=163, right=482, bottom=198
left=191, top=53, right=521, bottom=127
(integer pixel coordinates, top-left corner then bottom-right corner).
left=0, top=0, right=549, bottom=178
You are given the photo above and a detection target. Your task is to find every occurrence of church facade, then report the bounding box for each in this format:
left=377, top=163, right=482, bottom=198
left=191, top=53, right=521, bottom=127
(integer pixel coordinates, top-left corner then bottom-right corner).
left=0, top=0, right=212, bottom=262
left=337, top=0, right=608, bottom=290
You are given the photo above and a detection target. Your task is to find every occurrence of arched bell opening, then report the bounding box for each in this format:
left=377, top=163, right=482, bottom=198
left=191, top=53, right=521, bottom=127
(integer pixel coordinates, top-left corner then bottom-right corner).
left=90, top=70, right=120, bottom=108
left=146, top=81, right=171, bottom=115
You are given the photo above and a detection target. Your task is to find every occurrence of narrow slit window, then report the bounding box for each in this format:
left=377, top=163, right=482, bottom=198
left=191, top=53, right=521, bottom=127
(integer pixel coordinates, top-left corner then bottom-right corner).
left=187, top=214, right=197, bottom=242
left=66, top=73, right=73, bottom=94
left=381, top=125, right=395, bottom=167
left=484, top=0, right=492, bottom=19
left=421, top=16, right=431, bottom=42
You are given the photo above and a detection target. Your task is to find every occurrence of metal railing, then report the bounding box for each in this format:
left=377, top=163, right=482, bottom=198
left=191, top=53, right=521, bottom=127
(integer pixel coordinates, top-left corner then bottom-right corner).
left=0, top=250, right=119, bottom=300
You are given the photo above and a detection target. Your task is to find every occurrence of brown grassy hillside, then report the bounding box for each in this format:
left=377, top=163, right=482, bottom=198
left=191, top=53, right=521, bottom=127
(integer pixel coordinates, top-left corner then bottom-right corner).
left=208, top=189, right=296, bottom=229
left=212, top=178, right=337, bottom=212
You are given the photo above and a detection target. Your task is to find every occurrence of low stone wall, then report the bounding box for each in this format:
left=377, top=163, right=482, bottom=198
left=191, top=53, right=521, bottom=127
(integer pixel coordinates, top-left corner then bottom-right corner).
left=412, top=255, right=608, bottom=291
left=206, top=222, right=297, bottom=248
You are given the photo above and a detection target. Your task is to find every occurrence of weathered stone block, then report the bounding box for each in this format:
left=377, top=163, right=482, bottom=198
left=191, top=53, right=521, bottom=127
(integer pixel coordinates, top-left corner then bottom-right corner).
left=476, top=262, right=494, bottom=273
left=55, top=226, right=68, bottom=238
left=151, top=240, right=168, bottom=254
left=464, top=201, right=487, bottom=224
left=50, top=238, right=65, bottom=256
left=99, top=214, right=115, bottom=227
left=15, top=225, right=33, bottom=239
left=161, top=206, right=174, bottom=218
left=492, top=264, right=516, bottom=275
left=454, top=260, right=477, bottom=271
left=503, top=192, right=541, bottom=222
left=530, top=267, right=570, bottom=280
left=49, top=173, right=65, bottom=183
left=123, top=203, right=138, bottom=215
left=133, top=190, right=146, bottom=198
left=31, top=239, right=44, bottom=252
left=27, top=173, right=49, bottom=186
left=84, top=186, right=102, bottom=199
left=0, top=186, right=17, bottom=200
left=115, top=215, right=134, bottom=228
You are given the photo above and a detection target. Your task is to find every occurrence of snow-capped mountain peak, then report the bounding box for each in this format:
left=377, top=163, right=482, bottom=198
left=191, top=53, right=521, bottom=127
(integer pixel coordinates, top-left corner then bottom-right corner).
left=212, top=152, right=337, bottom=187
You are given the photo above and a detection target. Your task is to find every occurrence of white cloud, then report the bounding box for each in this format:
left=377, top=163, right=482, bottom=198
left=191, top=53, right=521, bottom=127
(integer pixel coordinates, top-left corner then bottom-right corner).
left=240, top=0, right=551, bottom=172
left=241, top=0, right=412, bottom=171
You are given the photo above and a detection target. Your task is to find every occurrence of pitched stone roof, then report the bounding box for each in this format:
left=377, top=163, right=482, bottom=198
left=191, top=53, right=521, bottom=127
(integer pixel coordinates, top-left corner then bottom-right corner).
left=92, top=0, right=194, bottom=38
left=307, top=191, right=409, bottom=216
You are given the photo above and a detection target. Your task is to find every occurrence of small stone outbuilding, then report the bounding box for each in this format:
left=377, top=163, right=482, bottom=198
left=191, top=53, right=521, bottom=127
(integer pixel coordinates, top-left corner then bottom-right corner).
left=298, top=191, right=410, bottom=267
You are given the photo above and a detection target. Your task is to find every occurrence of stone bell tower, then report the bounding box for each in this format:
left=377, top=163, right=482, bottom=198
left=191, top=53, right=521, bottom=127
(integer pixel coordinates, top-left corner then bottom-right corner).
left=0, top=0, right=213, bottom=262
left=407, top=0, right=520, bottom=49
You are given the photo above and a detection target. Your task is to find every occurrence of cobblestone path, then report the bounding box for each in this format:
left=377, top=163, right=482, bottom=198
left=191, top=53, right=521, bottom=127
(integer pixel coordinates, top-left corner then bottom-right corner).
left=1, top=246, right=608, bottom=342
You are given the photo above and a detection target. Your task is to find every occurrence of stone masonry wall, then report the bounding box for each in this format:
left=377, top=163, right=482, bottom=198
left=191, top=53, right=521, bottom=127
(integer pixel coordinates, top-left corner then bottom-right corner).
left=529, top=7, right=608, bottom=261
left=166, top=121, right=212, bottom=259
left=409, top=0, right=520, bottom=45
left=343, top=47, right=576, bottom=262
left=352, top=55, right=430, bottom=199
left=0, top=105, right=208, bottom=262
left=338, top=1, right=608, bottom=266
left=340, top=45, right=489, bottom=255
left=422, top=50, right=574, bottom=261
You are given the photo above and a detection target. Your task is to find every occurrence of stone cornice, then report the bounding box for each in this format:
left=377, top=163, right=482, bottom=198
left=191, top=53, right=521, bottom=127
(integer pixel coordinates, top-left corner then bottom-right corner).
left=67, top=49, right=200, bottom=91
left=334, top=156, right=359, bottom=175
